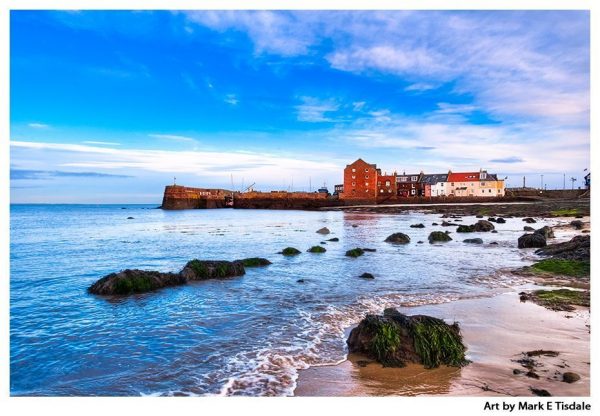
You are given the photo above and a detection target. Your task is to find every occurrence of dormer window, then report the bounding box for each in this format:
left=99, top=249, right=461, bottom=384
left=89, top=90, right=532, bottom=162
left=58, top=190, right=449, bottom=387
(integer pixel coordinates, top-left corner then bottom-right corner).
left=411, top=176, right=418, bottom=181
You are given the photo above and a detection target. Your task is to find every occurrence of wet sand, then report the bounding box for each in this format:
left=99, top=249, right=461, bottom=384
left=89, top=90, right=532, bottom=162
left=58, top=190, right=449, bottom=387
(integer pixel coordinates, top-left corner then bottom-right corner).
left=294, top=290, right=590, bottom=396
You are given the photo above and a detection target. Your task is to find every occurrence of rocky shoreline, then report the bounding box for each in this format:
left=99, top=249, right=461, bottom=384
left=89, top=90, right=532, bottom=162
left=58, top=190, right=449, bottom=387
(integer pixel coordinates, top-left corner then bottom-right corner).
left=296, top=211, right=591, bottom=397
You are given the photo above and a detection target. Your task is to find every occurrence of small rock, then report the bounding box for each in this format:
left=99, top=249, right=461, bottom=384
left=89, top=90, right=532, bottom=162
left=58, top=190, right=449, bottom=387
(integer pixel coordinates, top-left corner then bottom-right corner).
left=491, top=230, right=498, bottom=233
left=316, top=227, right=331, bottom=234
left=463, top=238, right=483, bottom=244
left=570, top=220, right=584, bottom=230
left=432, top=222, right=439, bottom=226
left=327, top=237, right=339, bottom=242
left=428, top=231, right=453, bottom=243
left=526, top=371, right=540, bottom=379
left=488, top=217, right=496, bottom=222
left=307, top=246, right=326, bottom=253
left=476, top=215, right=483, bottom=218
left=385, top=232, right=411, bottom=244
left=518, top=233, right=547, bottom=249
left=352, top=224, right=359, bottom=228
left=495, top=217, right=506, bottom=224
left=562, top=372, right=581, bottom=383
left=513, top=369, right=523, bottom=375
left=523, top=217, right=537, bottom=223
left=280, top=247, right=301, bottom=256
left=524, top=226, right=535, bottom=231
left=345, top=248, right=365, bottom=258
left=359, top=272, right=375, bottom=279
left=127, top=217, right=134, bottom=219
left=362, top=248, right=377, bottom=252
left=410, top=223, right=425, bottom=228
left=297, top=279, right=305, bottom=283
left=530, top=387, right=552, bottom=397
left=417, top=241, right=424, bottom=244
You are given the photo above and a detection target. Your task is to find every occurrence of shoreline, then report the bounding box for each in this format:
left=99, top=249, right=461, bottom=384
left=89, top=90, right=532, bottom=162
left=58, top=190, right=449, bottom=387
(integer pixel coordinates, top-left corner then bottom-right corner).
left=294, top=217, right=590, bottom=397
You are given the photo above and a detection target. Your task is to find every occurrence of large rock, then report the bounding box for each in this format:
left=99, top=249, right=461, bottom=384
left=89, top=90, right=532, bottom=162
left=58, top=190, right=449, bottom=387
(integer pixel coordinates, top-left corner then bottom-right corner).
left=534, top=226, right=555, bottom=239
left=428, top=231, right=453, bottom=243
left=88, top=269, right=187, bottom=295
left=347, top=308, right=468, bottom=368
left=180, top=260, right=245, bottom=280
left=385, top=232, right=411, bottom=244
left=316, top=227, right=331, bottom=234
left=518, top=233, right=547, bottom=249
left=456, top=220, right=494, bottom=233
left=535, top=235, right=590, bottom=261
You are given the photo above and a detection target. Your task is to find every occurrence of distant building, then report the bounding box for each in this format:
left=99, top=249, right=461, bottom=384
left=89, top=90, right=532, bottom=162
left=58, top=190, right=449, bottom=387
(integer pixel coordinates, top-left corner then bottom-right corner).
left=377, top=172, right=397, bottom=196
left=340, top=158, right=379, bottom=199
left=447, top=170, right=505, bottom=197
left=334, top=184, right=344, bottom=195
left=420, top=173, right=449, bottom=197
left=396, top=172, right=423, bottom=197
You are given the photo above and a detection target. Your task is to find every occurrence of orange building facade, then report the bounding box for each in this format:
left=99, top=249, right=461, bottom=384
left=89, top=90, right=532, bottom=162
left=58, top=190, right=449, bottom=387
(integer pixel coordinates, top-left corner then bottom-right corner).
left=340, top=158, right=379, bottom=199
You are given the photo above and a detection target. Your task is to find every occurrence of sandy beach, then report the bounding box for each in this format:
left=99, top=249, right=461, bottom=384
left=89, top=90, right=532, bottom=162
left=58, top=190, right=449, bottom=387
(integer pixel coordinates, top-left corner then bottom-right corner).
left=295, top=290, right=590, bottom=396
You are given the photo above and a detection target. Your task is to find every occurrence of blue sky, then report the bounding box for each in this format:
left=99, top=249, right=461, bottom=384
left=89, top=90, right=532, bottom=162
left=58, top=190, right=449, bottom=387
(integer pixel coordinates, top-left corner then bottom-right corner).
left=10, top=10, right=590, bottom=203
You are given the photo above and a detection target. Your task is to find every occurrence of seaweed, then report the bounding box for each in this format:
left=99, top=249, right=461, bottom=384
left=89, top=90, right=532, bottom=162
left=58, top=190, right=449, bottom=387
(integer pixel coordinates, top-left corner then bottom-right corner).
left=530, top=259, right=589, bottom=277
left=410, top=318, right=469, bottom=369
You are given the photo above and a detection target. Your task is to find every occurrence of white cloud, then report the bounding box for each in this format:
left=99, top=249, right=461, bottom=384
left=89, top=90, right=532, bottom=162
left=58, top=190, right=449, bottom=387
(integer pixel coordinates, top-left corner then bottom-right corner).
left=10, top=141, right=343, bottom=185
left=82, top=141, right=121, bottom=146
left=148, top=134, right=196, bottom=143
left=295, top=96, right=340, bottom=122
left=224, top=94, right=239, bottom=106
left=28, top=123, right=50, bottom=129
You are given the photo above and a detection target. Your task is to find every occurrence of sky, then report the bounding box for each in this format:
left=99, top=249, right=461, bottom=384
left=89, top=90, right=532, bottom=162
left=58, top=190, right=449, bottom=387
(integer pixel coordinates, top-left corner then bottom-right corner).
left=10, top=10, right=590, bottom=203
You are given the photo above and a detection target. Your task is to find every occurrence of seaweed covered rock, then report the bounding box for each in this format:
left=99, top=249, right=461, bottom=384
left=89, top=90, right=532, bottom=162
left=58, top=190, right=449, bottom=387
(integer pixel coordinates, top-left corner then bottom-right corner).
left=570, top=220, right=584, bottom=230
left=456, top=220, right=494, bottom=233
left=180, top=260, right=245, bottom=280
left=534, top=226, right=555, bottom=239
left=384, top=232, right=411, bottom=244
left=523, top=217, right=537, bottom=224
left=88, top=269, right=187, bottom=295
left=495, top=217, right=506, bottom=224
left=518, top=233, right=546, bottom=249
left=428, top=231, right=452, bottom=243
left=279, top=247, right=301, bottom=256
left=239, top=257, right=272, bottom=267
left=346, top=248, right=365, bottom=258
left=535, top=235, right=590, bottom=261
left=347, top=308, right=468, bottom=368
left=456, top=225, right=473, bottom=233
left=307, top=246, right=326, bottom=253
left=410, top=223, right=425, bottom=228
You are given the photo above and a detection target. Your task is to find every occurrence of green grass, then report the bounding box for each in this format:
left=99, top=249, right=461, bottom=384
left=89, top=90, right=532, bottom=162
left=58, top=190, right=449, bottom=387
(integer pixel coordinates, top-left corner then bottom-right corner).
left=345, top=248, right=365, bottom=257
left=308, top=246, right=327, bottom=253
left=410, top=318, right=468, bottom=369
left=281, top=247, right=301, bottom=256
left=531, top=259, right=590, bottom=277
left=533, top=289, right=589, bottom=309
left=187, top=259, right=209, bottom=278
left=550, top=208, right=580, bottom=217
left=369, top=322, right=401, bottom=366
left=240, top=257, right=272, bottom=267
left=114, top=275, right=154, bottom=294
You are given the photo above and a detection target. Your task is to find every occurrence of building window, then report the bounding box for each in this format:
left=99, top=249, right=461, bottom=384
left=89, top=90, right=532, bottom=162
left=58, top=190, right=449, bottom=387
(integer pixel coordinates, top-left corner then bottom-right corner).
left=365, top=189, right=369, bottom=193
left=482, top=190, right=484, bottom=193
left=411, top=189, right=416, bottom=195
left=352, top=175, right=356, bottom=179
left=352, top=182, right=355, bottom=186
left=411, top=176, right=418, bottom=181
left=366, top=175, right=369, bottom=179
left=481, top=182, right=486, bottom=186
left=352, top=168, right=356, bottom=172
left=365, top=182, right=369, bottom=186
left=400, top=177, right=408, bottom=182
left=386, top=180, right=390, bottom=186
left=489, top=189, right=492, bottom=193
left=380, top=189, right=384, bottom=193
left=451, top=182, right=454, bottom=186
left=365, top=168, right=369, bottom=172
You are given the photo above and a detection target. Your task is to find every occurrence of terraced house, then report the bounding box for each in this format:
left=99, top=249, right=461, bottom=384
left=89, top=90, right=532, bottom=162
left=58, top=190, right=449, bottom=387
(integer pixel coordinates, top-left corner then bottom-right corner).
left=396, top=172, right=424, bottom=197
left=447, top=170, right=505, bottom=197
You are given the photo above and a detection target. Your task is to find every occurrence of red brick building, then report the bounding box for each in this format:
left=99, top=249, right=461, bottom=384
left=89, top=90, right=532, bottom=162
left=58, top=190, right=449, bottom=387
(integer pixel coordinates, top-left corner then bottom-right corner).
left=396, top=172, right=424, bottom=197
left=377, top=173, right=397, bottom=196
left=340, top=158, right=379, bottom=199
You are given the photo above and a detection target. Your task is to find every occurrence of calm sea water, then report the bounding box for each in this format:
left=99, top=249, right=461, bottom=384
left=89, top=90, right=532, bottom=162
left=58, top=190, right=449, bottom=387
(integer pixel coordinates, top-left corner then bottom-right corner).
left=10, top=204, right=554, bottom=396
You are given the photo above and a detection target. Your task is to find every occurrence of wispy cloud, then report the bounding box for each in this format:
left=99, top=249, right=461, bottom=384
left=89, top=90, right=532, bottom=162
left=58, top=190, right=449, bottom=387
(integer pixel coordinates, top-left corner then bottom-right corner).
left=28, top=123, right=50, bottom=129
left=489, top=156, right=525, bottom=164
left=148, top=134, right=196, bottom=143
left=296, top=96, right=340, bottom=122
left=82, top=141, right=121, bottom=146
left=10, top=169, right=132, bottom=180
left=224, top=94, right=239, bottom=106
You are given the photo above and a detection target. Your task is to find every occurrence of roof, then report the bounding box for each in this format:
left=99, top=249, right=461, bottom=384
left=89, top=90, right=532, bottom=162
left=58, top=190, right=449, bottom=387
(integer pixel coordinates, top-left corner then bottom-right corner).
left=447, top=172, right=480, bottom=182
left=346, top=158, right=377, bottom=169
left=420, top=174, right=448, bottom=184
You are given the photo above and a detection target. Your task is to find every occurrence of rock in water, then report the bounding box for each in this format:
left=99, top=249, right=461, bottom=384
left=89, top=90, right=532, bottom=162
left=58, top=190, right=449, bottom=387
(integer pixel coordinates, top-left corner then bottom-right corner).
left=88, top=269, right=187, bottom=295
left=523, top=217, right=537, bottom=224
left=456, top=225, right=473, bottom=233
left=279, top=247, right=301, bottom=256
left=316, top=227, right=331, bottom=234
left=307, top=246, right=326, bottom=253
left=463, top=238, right=483, bottom=244
left=473, top=220, right=495, bottom=232
left=345, top=248, right=365, bottom=257
left=180, top=260, right=245, bottom=280
left=428, top=231, right=452, bottom=243
left=524, top=226, right=535, bottom=231
left=495, top=217, right=506, bottom=224
left=534, top=226, right=555, bottom=239
left=518, top=233, right=547, bottom=249
left=347, top=308, right=468, bottom=368
left=239, top=257, right=272, bottom=267
left=384, top=232, right=411, bottom=244
left=410, top=223, right=425, bottom=228
left=359, top=272, right=375, bottom=279
left=327, top=237, right=339, bottom=242
left=570, top=220, right=584, bottom=230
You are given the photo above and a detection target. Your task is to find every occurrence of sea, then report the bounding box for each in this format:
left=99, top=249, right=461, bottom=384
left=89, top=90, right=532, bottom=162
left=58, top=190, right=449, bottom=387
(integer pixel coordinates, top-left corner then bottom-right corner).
left=9, top=204, right=553, bottom=396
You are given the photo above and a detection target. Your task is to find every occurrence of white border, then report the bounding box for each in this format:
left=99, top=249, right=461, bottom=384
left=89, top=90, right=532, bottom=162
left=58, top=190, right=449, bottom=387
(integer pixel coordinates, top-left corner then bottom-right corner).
left=1, top=1, right=596, bottom=415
